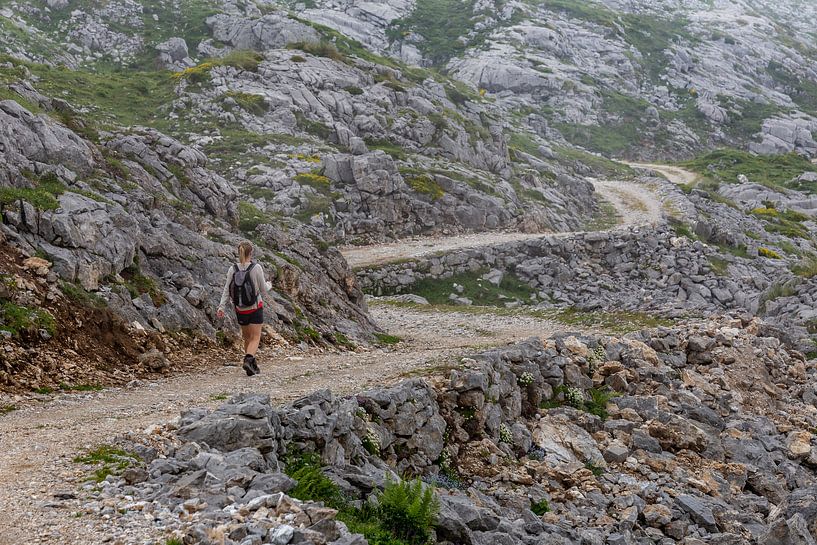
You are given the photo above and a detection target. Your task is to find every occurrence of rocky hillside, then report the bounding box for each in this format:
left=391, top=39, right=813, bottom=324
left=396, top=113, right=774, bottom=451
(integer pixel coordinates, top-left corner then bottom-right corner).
left=301, top=0, right=817, bottom=160
left=69, top=319, right=817, bottom=545
left=2, top=0, right=817, bottom=355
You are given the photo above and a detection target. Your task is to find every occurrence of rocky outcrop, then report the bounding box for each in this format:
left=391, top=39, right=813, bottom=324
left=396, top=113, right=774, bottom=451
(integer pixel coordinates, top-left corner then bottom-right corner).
left=0, top=99, right=377, bottom=342
left=83, top=318, right=817, bottom=544
left=204, top=13, right=320, bottom=52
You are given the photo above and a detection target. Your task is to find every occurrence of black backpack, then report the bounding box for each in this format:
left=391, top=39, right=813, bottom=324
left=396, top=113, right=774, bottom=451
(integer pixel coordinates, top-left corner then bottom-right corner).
left=230, top=262, right=257, bottom=307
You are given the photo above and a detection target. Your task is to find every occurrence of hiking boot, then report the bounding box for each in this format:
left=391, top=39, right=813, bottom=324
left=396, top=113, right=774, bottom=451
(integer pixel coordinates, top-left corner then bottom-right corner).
left=249, top=355, right=260, bottom=374
left=242, top=354, right=257, bottom=376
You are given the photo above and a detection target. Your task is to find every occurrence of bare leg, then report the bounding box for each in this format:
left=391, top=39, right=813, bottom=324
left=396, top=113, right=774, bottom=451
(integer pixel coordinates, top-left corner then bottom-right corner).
left=240, top=325, right=251, bottom=355
left=245, top=324, right=263, bottom=356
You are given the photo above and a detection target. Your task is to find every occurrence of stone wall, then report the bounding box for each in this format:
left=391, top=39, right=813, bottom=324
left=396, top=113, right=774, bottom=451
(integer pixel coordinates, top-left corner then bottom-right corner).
left=95, top=317, right=817, bottom=544
left=357, top=225, right=776, bottom=316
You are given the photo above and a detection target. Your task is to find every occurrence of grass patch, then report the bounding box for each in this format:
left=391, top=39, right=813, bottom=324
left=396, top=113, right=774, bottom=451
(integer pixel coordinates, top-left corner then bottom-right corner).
left=554, top=307, right=672, bottom=333
left=222, top=91, right=268, bottom=116
left=373, top=299, right=673, bottom=334
left=365, top=138, right=408, bottom=160
left=0, top=172, right=65, bottom=211
left=60, top=281, right=107, bottom=309
left=173, top=50, right=264, bottom=82
left=73, top=444, right=139, bottom=483
left=760, top=280, right=799, bottom=313
left=287, top=41, right=345, bottom=62
left=59, top=383, right=103, bottom=392
left=4, top=57, right=178, bottom=132
left=387, top=0, right=478, bottom=65
left=681, top=149, right=814, bottom=192
left=374, top=332, right=402, bottom=346
left=792, top=255, right=817, bottom=278
left=238, top=201, right=277, bottom=234
left=405, top=175, right=445, bottom=200
left=555, top=146, right=634, bottom=178
left=378, top=269, right=534, bottom=307
left=0, top=300, right=56, bottom=337
left=584, top=198, right=620, bottom=231
left=708, top=256, right=729, bottom=276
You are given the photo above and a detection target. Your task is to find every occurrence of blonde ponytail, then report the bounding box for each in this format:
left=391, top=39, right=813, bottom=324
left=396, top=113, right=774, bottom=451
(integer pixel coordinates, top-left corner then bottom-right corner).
left=238, top=241, right=253, bottom=264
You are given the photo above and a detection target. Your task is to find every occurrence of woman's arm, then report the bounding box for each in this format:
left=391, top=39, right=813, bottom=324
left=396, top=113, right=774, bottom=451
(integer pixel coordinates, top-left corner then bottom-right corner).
left=252, top=264, right=273, bottom=304
left=217, top=265, right=234, bottom=313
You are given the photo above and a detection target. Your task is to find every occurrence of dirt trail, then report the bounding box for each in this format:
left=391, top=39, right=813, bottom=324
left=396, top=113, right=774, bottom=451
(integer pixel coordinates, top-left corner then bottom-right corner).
left=625, top=162, right=700, bottom=186
left=342, top=179, right=665, bottom=269
left=0, top=305, right=570, bottom=545
left=0, top=172, right=674, bottom=544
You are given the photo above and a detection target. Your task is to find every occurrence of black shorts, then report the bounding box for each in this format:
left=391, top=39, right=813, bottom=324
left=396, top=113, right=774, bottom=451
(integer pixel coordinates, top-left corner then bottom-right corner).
left=236, top=307, right=263, bottom=326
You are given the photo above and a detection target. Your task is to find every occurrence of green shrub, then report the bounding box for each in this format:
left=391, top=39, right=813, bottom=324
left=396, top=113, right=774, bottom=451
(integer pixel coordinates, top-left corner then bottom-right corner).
left=345, top=86, right=364, bottom=95
left=220, top=50, right=265, bottom=71
left=291, top=54, right=307, bottom=62
left=585, top=461, right=604, bottom=477
left=120, top=265, right=166, bottom=306
left=405, top=175, right=444, bottom=200
left=758, top=247, right=782, bottom=259
left=287, top=453, right=345, bottom=506
left=531, top=499, right=550, bottom=516
left=583, top=388, right=619, bottom=420
left=377, top=479, right=438, bottom=544
left=285, top=453, right=435, bottom=545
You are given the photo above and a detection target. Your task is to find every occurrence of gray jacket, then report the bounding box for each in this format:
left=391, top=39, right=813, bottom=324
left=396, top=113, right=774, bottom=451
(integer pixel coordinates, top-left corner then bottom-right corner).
left=218, top=262, right=272, bottom=313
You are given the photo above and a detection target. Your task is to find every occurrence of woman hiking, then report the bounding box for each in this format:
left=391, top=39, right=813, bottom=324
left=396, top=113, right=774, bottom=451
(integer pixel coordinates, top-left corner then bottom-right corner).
left=216, top=241, right=273, bottom=376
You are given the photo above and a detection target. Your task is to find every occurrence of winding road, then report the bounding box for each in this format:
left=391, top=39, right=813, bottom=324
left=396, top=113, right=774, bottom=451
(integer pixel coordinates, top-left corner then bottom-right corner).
left=0, top=170, right=688, bottom=545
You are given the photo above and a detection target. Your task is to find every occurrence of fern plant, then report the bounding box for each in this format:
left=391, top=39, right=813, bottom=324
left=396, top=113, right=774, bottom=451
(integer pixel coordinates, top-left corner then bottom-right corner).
left=376, top=478, right=439, bottom=544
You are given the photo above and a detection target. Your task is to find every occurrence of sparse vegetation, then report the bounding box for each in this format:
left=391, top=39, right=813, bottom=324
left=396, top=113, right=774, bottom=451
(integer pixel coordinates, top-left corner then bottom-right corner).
left=238, top=201, right=276, bottom=233
left=531, top=498, right=550, bottom=516
left=73, top=444, right=140, bottom=483
left=0, top=300, right=56, bottom=338
left=377, top=269, right=534, bottom=307
left=374, top=332, right=402, bottom=345
left=0, top=172, right=65, bottom=211
left=681, top=149, right=814, bottom=192
left=60, top=281, right=107, bottom=309
left=285, top=452, right=438, bottom=545
left=405, top=175, right=445, bottom=200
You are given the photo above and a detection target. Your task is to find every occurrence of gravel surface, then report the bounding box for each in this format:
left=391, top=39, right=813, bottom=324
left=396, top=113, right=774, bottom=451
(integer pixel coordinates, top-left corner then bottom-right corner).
left=625, top=162, right=701, bottom=185
left=0, top=176, right=671, bottom=544
left=0, top=305, right=567, bottom=545
left=341, top=179, right=665, bottom=268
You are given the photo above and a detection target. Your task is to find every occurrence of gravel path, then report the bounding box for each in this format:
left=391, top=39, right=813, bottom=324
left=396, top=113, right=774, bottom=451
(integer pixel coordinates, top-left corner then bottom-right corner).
left=625, top=162, right=700, bottom=186
left=0, top=174, right=671, bottom=544
left=0, top=305, right=567, bottom=545
left=342, top=179, right=664, bottom=269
